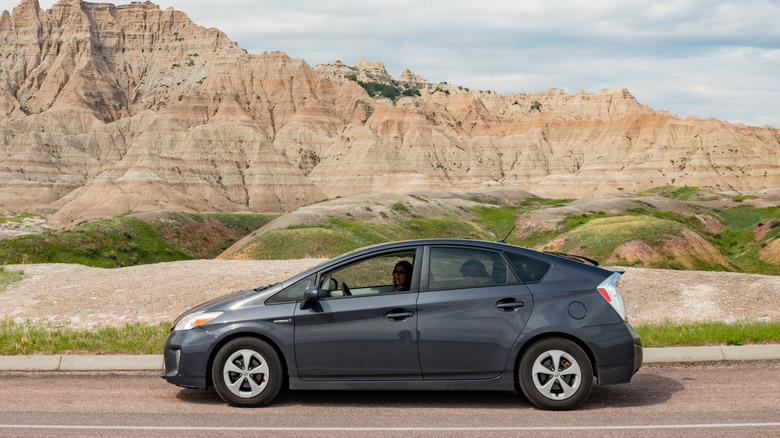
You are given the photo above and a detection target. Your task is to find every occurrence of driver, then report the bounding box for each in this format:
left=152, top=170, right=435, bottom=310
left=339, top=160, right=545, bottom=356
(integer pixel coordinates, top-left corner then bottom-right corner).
left=392, top=261, right=413, bottom=291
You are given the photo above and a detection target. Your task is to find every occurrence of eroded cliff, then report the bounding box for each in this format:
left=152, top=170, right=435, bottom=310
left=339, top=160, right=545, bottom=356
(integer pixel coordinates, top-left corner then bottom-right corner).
left=1, top=0, right=778, bottom=225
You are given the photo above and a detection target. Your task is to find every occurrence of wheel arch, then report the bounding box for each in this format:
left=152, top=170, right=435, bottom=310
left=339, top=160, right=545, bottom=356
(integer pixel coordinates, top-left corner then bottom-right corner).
left=205, top=331, right=289, bottom=387
left=511, top=332, right=597, bottom=387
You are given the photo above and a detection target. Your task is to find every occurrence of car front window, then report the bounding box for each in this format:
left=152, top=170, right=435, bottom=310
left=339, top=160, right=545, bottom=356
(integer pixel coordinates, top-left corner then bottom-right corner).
left=319, top=251, right=416, bottom=298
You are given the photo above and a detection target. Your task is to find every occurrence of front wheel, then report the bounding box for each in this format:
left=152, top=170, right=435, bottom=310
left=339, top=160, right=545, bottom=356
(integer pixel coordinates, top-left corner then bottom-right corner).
left=518, top=337, right=593, bottom=410
left=212, top=337, right=282, bottom=407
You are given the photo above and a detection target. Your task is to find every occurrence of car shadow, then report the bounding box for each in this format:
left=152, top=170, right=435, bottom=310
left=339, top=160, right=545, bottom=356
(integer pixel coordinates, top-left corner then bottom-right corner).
left=175, top=386, right=224, bottom=405
left=173, top=369, right=682, bottom=410
left=581, top=370, right=684, bottom=410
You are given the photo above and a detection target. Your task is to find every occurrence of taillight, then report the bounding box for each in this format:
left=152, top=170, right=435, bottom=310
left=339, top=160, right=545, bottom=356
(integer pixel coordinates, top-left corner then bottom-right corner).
left=597, top=272, right=627, bottom=321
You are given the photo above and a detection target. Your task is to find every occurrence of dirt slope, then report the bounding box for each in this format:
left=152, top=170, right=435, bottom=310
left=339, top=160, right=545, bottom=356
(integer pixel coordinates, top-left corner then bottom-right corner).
left=1, top=261, right=777, bottom=328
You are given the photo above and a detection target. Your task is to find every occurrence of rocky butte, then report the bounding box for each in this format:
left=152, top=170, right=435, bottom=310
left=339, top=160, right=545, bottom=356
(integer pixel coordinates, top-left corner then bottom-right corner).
left=0, top=0, right=778, bottom=225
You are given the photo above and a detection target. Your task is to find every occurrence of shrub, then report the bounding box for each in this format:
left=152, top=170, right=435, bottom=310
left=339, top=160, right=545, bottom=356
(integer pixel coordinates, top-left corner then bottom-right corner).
left=391, top=202, right=411, bottom=213
left=357, top=81, right=400, bottom=100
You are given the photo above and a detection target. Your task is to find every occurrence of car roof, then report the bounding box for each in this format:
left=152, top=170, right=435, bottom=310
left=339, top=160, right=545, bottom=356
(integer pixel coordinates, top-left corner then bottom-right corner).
left=345, top=238, right=520, bottom=257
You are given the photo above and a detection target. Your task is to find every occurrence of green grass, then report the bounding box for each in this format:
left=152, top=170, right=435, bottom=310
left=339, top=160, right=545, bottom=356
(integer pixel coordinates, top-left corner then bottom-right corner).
left=558, top=215, right=684, bottom=258
left=0, top=320, right=171, bottom=355
left=472, top=205, right=526, bottom=238
left=236, top=216, right=493, bottom=259
left=635, top=320, right=780, bottom=347
left=1, top=193, right=777, bottom=275
left=0, top=213, right=276, bottom=268
left=470, top=198, right=572, bottom=247
left=718, top=206, right=779, bottom=232
left=0, top=212, right=39, bottom=224
left=711, top=206, right=780, bottom=275
left=638, top=185, right=700, bottom=200
left=183, top=212, right=276, bottom=235
left=1, top=319, right=777, bottom=355
left=231, top=199, right=779, bottom=273
left=0, top=217, right=191, bottom=267
left=0, top=266, right=24, bottom=291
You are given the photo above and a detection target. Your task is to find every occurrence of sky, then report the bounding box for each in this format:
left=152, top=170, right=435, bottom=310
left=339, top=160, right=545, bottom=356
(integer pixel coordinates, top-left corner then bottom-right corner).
left=2, top=0, right=779, bottom=128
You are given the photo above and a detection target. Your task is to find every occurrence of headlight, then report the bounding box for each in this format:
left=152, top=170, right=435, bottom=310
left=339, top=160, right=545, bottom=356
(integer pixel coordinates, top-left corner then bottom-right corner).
left=174, top=311, right=223, bottom=331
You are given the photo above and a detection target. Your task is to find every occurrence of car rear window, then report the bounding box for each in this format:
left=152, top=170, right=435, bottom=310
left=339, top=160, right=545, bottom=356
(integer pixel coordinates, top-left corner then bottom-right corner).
left=505, top=252, right=551, bottom=283
left=428, top=247, right=518, bottom=290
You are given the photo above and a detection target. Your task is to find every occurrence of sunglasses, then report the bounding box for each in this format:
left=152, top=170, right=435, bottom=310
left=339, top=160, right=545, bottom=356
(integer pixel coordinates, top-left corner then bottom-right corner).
left=393, top=270, right=407, bottom=275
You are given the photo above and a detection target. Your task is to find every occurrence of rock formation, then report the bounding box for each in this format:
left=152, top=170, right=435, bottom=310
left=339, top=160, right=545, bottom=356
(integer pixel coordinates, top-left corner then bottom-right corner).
left=0, top=0, right=778, bottom=225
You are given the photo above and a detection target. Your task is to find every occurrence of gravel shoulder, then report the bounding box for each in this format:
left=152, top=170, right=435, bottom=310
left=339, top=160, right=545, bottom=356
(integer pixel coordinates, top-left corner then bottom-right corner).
left=1, top=261, right=778, bottom=328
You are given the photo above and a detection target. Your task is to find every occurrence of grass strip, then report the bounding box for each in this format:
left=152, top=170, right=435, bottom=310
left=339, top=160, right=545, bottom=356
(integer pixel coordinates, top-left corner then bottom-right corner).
left=1, top=319, right=779, bottom=355
left=634, top=319, right=780, bottom=347
left=0, top=320, right=171, bottom=355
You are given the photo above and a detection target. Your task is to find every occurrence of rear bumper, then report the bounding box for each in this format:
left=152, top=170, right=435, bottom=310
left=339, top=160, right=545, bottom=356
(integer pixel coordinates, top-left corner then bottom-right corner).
left=160, top=328, right=217, bottom=389
left=630, top=322, right=643, bottom=374
left=578, top=321, right=643, bottom=385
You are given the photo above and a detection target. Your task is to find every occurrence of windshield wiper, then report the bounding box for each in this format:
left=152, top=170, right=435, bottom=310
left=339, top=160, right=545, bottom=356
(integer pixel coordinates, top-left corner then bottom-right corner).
left=254, top=283, right=277, bottom=292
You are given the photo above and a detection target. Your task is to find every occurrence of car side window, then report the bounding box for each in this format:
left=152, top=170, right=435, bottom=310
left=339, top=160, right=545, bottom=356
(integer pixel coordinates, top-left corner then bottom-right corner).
left=266, top=274, right=316, bottom=304
left=505, top=252, right=551, bottom=283
left=318, top=251, right=416, bottom=299
left=428, top=247, right=517, bottom=290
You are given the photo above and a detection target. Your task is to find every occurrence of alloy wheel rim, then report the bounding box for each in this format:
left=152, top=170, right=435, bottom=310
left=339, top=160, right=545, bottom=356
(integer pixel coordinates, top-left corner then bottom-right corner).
left=531, top=349, right=582, bottom=400
left=223, top=349, right=270, bottom=398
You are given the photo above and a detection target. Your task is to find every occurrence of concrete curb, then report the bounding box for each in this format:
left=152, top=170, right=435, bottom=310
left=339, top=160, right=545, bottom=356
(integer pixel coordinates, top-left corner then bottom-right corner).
left=0, top=355, right=163, bottom=371
left=1, top=346, right=779, bottom=371
left=642, top=344, right=780, bottom=363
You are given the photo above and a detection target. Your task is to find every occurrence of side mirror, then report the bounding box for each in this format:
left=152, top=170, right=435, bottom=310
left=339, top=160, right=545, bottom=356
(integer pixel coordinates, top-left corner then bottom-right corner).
left=301, top=285, right=319, bottom=310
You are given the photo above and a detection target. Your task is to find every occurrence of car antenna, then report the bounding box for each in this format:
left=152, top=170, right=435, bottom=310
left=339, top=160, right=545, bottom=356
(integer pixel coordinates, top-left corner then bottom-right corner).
left=495, top=225, right=516, bottom=243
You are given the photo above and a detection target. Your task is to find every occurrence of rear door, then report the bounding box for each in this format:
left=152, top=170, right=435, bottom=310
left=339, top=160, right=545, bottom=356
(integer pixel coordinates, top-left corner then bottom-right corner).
left=294, top=248, right=422, bottom=380
left=416, top=245, right=534, bottom=379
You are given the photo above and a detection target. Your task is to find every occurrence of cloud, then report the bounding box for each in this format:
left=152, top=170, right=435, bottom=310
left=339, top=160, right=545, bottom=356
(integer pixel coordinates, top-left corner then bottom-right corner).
left=1, top=0, right=777, bottom=127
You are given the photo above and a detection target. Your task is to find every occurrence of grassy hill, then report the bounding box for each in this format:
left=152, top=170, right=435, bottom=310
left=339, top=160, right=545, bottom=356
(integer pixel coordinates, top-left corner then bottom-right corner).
left=0, top=212, right=276, bottom=268
left=1, top=187, right=778, bottom=274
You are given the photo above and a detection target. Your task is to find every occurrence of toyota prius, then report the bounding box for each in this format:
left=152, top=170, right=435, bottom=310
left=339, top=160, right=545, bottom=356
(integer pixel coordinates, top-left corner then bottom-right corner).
left=162, top=239, right=642, bottom=410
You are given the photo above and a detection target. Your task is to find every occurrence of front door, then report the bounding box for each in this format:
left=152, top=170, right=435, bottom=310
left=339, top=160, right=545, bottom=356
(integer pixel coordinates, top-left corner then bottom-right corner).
left=294, top=249, right=422, bottom=380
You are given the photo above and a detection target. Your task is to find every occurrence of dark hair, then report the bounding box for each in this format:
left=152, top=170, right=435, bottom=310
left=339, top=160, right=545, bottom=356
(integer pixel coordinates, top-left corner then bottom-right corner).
left=460, top=259, right=487, bottom=277
left=394, top=260, right=413, bottom=290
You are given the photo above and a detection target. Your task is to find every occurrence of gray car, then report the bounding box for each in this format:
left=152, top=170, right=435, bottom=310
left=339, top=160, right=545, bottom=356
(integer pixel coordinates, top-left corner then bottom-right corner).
left=162, top=239, right=642, bottom=410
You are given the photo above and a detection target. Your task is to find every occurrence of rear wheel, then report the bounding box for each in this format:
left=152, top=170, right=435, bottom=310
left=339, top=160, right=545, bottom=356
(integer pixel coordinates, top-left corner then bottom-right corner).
left=212, top=337, right=282, bottom=407
left=518, top=337, right=593, bottom=410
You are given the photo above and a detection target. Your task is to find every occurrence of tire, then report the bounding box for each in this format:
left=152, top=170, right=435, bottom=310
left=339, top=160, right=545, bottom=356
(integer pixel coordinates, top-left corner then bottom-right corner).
left=211, top=337, right=283, bottom=407
left=518, top=337, right=593, bottom=410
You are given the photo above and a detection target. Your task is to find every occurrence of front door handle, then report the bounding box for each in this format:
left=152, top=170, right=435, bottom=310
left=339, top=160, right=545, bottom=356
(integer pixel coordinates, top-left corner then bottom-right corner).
left=496, top=299, right=524, bottom=310
left=385, top=309, right=414, bottom=320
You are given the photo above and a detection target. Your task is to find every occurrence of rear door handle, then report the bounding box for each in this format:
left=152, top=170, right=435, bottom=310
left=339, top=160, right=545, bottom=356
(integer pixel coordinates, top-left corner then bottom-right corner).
left=496, top=299, right=524, bottom=310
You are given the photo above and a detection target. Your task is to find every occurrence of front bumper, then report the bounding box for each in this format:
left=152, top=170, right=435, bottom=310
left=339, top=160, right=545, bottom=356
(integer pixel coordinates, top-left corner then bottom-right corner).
left=160, top=328, right=219, bottom=388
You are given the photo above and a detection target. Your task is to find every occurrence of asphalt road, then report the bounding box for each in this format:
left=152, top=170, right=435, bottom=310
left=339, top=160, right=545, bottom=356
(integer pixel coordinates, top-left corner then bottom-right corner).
left=1, top=361, right=778, bottom=437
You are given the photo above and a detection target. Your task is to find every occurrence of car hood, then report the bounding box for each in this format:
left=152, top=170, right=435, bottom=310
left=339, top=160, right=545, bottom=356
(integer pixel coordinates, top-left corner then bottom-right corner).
left=171, top=284, right=283, bottom=325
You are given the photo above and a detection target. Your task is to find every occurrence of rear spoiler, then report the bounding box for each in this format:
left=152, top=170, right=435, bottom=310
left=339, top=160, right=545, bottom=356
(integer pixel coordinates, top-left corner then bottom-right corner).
left=543, top=251, right=599, bottom=266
